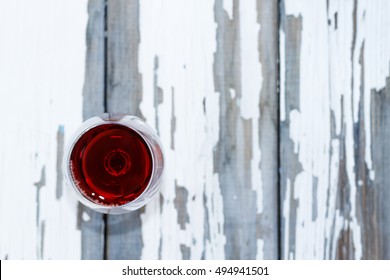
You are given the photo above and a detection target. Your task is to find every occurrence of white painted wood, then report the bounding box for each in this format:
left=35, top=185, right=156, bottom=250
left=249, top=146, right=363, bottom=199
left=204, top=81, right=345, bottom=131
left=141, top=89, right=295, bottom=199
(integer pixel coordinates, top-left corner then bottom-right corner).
left=136, top=0, right=278, bottom=259
left=281, top=0, right=390, bottom=259
left=138, top=0, right=221, bottom=259
left=80, top=0, right=106, bottom=260
left=0, top=0, right=88, bottom=259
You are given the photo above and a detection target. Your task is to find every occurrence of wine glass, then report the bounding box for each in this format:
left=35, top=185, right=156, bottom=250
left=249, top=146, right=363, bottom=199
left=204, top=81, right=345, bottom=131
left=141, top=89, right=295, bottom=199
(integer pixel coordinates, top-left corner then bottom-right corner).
left=63, top=113, right=164, bottom=214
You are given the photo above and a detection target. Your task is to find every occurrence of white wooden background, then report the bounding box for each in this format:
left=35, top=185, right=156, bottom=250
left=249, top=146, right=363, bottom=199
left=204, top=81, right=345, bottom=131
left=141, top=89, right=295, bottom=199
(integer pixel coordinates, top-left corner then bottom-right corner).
left=0, top=0, right=86, bottom=259
left=281, top=0, right=390, bottom=259
left=1, top=0, right=389, bottom=260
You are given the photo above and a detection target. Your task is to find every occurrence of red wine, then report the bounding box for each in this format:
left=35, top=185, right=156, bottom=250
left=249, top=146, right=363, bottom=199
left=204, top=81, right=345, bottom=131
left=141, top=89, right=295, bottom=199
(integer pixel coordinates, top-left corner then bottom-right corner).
left=69, top=123, right=153, bottom=206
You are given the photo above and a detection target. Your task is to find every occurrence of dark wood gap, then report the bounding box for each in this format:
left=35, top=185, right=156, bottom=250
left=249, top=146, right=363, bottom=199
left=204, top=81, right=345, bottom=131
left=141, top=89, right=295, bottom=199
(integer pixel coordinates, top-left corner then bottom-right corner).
left=103, top=0, right=108, bottom=113
left=103, top=0, right=109, bottom=261
left=276, top=0, right=282, bottom=261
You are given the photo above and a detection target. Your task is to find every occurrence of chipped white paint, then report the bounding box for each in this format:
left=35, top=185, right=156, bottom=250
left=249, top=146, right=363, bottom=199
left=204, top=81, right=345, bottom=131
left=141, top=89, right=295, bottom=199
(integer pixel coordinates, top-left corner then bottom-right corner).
left=279, top=30, right=286, bottom=122
left=349, top=0, right=390, bottom=255
left=355, top=0, right=390, bottom=178
left=139, top=0, right=221, bottom=259
left=327, top=0, right=390, bottom=259
left=282, top=0, right=390, bottom=259
left=288, top=109, right=300, bottom=154
left=0, top=0, right=87, bottom=259
left=325, top=138, right=343, bottom=259
left=238, top=0, right=265, bottom=254
left=137, top=0, right=271, bottom=259
left=223, top=0, right=233, bottom=19
left=329, top=0, right=363, bottom=259
left=282, top=0, right=337, bottom=259
left=239, top=0, right=263, bottom=117
left=256, top=239, right=264, bottom=259
left=282, top=178, right=291, bottom=259
left=229, top=88, right=236, bottom=99
left=82, top=211, right=91, bottom=222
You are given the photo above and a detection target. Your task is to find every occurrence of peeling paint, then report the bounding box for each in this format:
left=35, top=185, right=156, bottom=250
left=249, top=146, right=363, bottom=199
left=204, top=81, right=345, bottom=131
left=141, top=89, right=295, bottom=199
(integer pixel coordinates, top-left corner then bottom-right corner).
left=82, top=211, right=91, bottom=222
left=106, top=0, right=144, bottom=260
left=159, top=193, right=164, bottom=214
left=213, top=0, right=257, bottom=259
left=351, top=0, right=358, bottom=119
left=39, top=221, right=45, bottom=260
left=76, top=203, right=83, bottom=231
left=312, top=176, right=318, bottom=221
left=154, top=56, right=163, bottom=134
left=79, top=0, right=105, bottom=260
left=281, top=15, right=302, bottom=114
left=257, top=0, right=278, bottom=259
left=34, top=166, right=46, bottom=228
left=279, top=0, right=390, bottom=260
left=56, top=125, right=65, bottom=200
left=223, top=0, right=233, bottom=19
left=180, top=244, right=191, bottom=260
left=34, top=167, right=45, bottom=260
left=158, top=233, right=163, bottom=260
left=202, top=190, right=210, bottom=259
left=280, top=8, right=303, bottom=259
left=354, top=41, right=377, bottom=259
left=173, top=182, right=190, bottom=230
left=370, top=68, right=390, bottom=259
left=170, top=88, right=176, bottom=150
left=336, top=226, right=355, bottom=259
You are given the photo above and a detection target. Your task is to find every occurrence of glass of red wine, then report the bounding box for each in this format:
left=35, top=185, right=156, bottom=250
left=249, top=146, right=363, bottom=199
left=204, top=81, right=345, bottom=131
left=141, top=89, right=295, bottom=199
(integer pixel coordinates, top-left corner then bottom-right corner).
left=64, top=114, right=164, bottom=214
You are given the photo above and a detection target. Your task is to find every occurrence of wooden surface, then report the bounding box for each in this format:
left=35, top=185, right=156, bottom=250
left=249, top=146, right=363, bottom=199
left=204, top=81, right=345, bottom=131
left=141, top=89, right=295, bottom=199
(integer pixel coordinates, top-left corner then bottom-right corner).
left=80, top=0, right=106, bottom=260
left=0, top=0, right=87, bottom=259
left=1, top=0, right=390, bottom=260
left=280, top=0, right=390, bottom=259
left=102, top=0, right=278, bottom=259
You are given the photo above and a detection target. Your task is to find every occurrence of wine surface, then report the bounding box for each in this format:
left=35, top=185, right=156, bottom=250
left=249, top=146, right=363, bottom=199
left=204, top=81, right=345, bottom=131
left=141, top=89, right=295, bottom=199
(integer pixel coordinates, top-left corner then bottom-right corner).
left=69, top=123, right=153, bottom=206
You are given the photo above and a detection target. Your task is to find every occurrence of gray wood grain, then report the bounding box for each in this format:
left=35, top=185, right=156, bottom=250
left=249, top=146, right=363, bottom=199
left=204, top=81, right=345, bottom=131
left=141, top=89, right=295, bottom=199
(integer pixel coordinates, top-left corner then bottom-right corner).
left=213, top=0, right=278, bottom=259
left=80, top=0, right=106, bottom=260
left=279, top=4, right=303, bottom=259
left=81, top=0, right=390, bottom=260
left=256, top=0, right=279, bottom=259
left=369, top=72, right=390, bottom=259
left=106, top=0, right=142, bottom=117
left=213, top=0, right=255, bottom=259
left=99, top=0, right=279, bottom=259
left=105, top=0, right=144, bottom=259
left=83, top=0, right=106, bottom=121
left=279, top=0, right=390, bottom=260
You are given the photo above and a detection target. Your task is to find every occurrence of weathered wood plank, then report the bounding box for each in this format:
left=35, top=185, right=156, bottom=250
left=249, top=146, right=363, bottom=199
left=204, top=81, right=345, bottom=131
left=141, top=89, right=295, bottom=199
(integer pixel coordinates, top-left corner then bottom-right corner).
left=357, top=0, right=390, bottom=259
left=254, top=0, right=279, bottom=259
left=213, top=0, right=279, bottom=259
left=105, top=0, right=278, bottom=259
left=80, top=0, right=106, bottom=260
left=5, top=0, right=390, bottom=260
left=106, top=0, right=144, bottom=259
left=0, top=0, right=88, bottom=259
left=280, top=0, right=390, bottom=259
left=138, top=0, right=221, bottom=259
